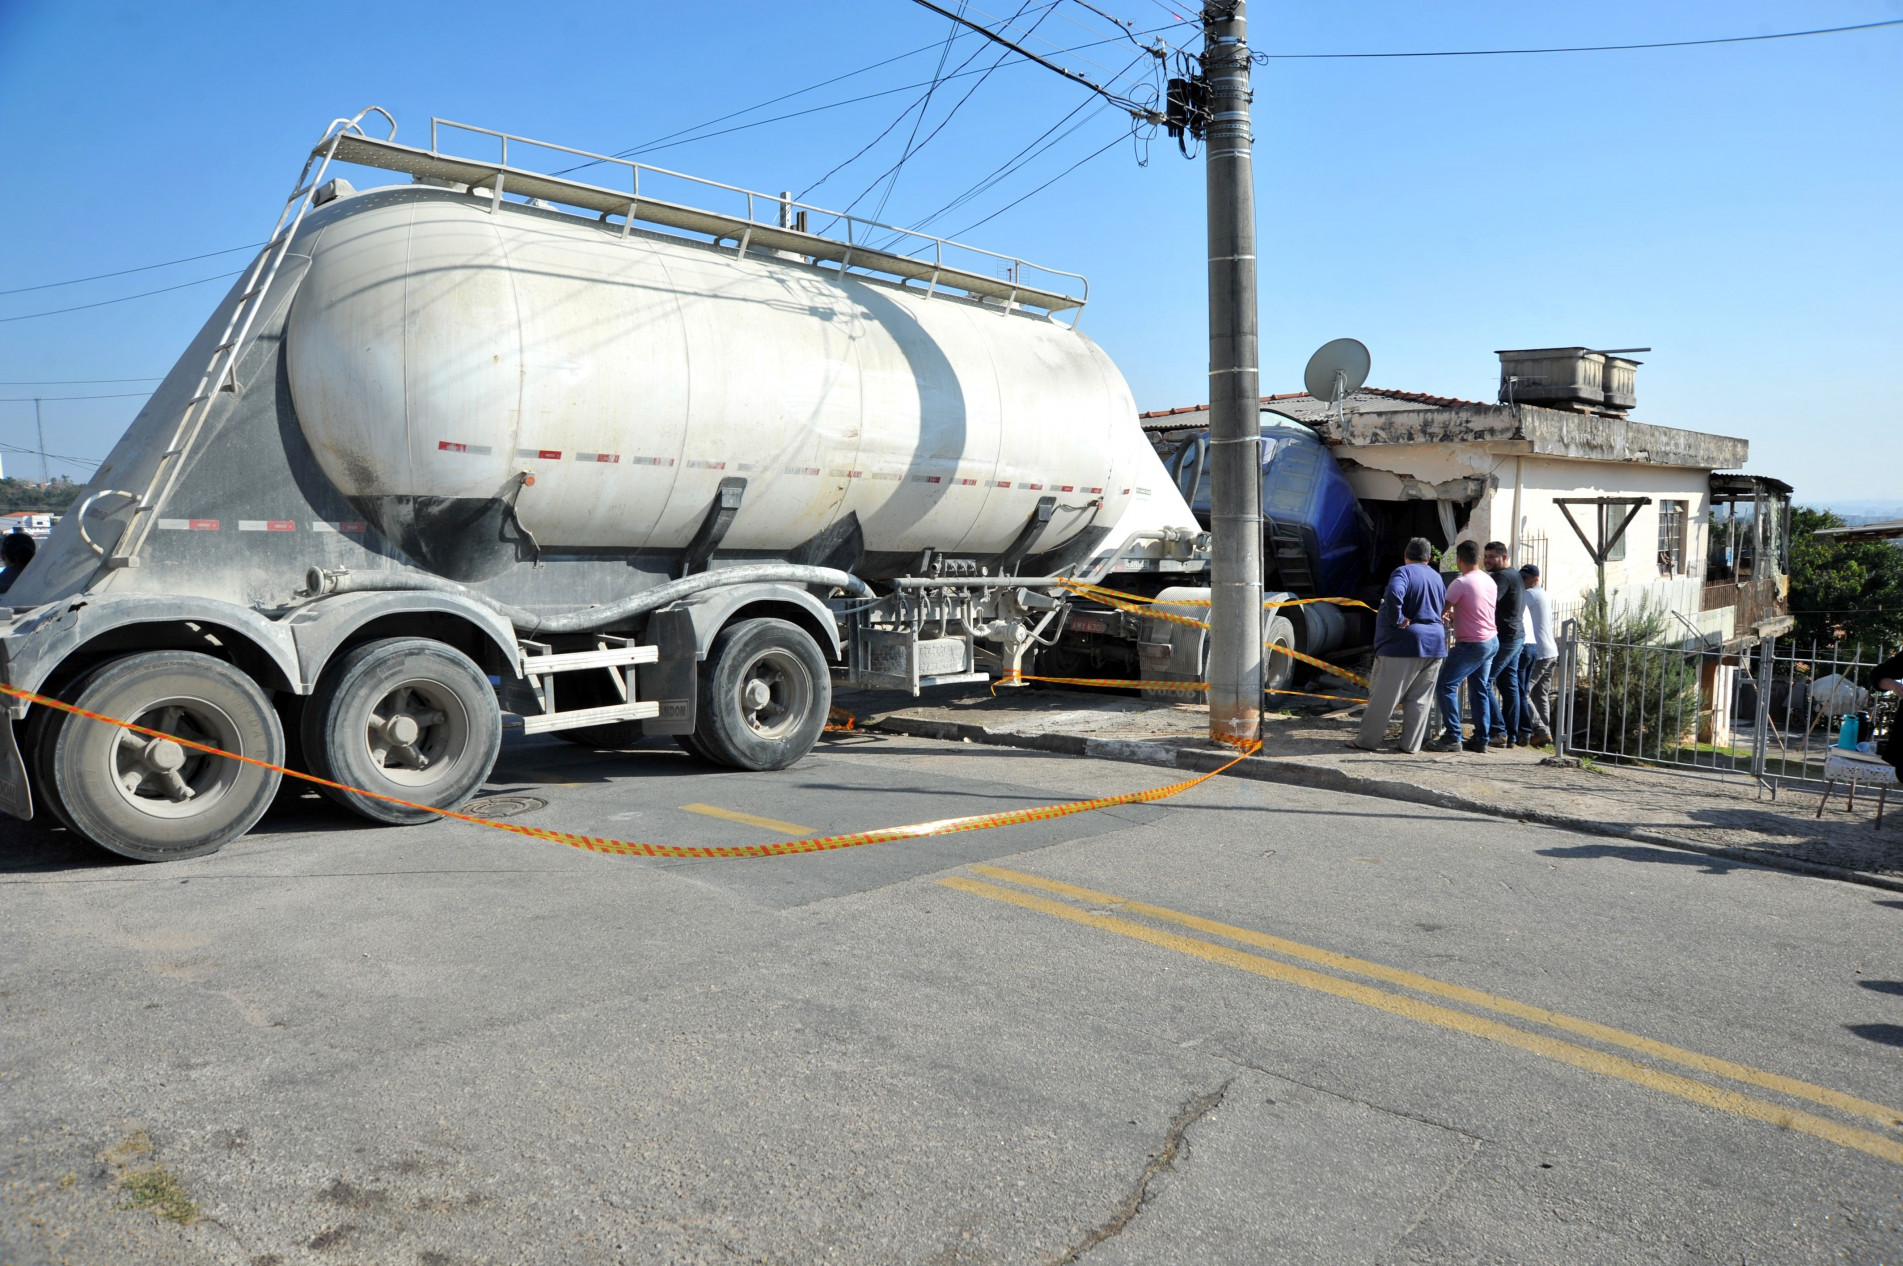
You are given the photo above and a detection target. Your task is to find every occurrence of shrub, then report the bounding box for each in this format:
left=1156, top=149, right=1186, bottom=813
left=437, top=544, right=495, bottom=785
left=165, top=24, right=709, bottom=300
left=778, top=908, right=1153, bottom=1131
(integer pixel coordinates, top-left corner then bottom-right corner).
left=1571, top=591, right=1701, bottom=759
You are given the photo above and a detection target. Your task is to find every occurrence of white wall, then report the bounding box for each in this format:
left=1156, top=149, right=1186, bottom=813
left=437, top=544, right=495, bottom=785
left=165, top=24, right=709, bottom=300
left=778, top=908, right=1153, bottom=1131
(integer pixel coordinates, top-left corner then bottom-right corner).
left=1343, top=442, right=1723, bottom=635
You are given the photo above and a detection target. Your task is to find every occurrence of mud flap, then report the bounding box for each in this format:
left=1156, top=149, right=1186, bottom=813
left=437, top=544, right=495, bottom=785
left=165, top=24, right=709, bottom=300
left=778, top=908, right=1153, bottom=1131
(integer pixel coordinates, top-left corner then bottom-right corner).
left=638, top=607, right=698, bottom=735
left=0, top=716, right=32, bottom=821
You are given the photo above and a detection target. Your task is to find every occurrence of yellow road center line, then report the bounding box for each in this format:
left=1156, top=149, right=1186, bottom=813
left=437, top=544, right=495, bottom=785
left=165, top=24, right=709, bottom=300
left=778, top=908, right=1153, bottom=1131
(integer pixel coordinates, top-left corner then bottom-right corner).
left=971, top=864, right=1903, bottom=1133
left=939, top=876, right=1903, bottom=1167
left=678, top=803, right=814, bottom=835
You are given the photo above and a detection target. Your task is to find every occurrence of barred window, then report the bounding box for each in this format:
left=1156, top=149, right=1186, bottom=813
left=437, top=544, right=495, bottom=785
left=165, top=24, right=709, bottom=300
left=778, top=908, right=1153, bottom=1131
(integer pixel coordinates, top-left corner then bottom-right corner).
left=1657, top=500, right=1687, bottom=575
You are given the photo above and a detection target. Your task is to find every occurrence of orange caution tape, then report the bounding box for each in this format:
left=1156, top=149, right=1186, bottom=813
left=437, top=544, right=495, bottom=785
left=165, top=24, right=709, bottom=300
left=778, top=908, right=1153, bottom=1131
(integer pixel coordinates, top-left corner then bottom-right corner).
left=0, top=682, right=1257, bottom=861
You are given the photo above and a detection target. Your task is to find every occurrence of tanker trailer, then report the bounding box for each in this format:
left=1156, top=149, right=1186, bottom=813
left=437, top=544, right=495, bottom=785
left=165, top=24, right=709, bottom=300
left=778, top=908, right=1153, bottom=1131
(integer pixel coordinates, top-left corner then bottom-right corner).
left=0, top=109, right=1204, bottom=862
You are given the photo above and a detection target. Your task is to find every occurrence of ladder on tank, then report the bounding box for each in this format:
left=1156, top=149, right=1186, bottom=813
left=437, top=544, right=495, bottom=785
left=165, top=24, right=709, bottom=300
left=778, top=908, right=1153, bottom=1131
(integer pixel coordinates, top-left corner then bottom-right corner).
left=96, top=107, right=400, bottom=570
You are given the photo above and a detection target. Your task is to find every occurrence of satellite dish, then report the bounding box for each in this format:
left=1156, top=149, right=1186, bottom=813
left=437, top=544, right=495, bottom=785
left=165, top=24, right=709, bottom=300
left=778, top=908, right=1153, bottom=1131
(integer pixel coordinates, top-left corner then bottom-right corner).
left=1304, top=338, right=1371, bottom=404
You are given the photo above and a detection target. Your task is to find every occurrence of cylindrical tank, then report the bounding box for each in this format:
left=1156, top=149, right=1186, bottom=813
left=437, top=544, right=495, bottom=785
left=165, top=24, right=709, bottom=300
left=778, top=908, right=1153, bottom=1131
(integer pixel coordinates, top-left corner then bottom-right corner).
left=285, top=188, right=1158, bottom=574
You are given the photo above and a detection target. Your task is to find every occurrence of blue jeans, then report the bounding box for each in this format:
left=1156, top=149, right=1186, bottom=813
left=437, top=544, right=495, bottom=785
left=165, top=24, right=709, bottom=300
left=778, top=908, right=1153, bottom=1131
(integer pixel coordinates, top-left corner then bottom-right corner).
left=1436, top=638, right=1498, bottom=743
left=1487, top=635, right=1524, bottom=741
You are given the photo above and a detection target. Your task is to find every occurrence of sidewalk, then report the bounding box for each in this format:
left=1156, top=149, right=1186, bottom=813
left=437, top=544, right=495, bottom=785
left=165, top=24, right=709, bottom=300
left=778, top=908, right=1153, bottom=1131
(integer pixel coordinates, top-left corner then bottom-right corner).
left=831, top=682, right=1903, bottom=891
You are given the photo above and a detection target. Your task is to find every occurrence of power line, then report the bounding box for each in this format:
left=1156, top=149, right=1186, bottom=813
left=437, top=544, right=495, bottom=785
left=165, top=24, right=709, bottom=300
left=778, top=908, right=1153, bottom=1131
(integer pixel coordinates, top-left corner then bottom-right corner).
left=907, top=0, right=1164, bottom=121
left=946, top=124, right=1135, bottom=238
left=0, top=377, right=163, bottom=385
left=1258, top=17, right=1903, bottom=60
left=0, top=392, right=153, bottom=402
left=0, top=271, right=242, bottom=324
left=867, top=2, right=974, bottom=221
left=0, top=441, right=101, bottom=467
left=864, top=1, right=1062, bottom=223
left=0, top=243, right=263, bottom=297
left=907, top=97, right=1112, bottom=233
left=607, top=33, right=980, bottom=158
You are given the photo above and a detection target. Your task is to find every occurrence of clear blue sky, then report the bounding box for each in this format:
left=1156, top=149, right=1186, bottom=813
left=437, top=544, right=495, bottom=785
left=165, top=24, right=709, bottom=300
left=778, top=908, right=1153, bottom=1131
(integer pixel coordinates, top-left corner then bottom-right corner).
left=1, top=1, right=1898, bottom=503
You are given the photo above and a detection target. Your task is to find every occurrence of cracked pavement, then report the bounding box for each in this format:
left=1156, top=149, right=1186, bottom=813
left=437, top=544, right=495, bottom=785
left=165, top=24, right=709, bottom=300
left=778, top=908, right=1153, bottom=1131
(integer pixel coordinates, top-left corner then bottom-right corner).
left=3, top=730, right=1901, bottom=1263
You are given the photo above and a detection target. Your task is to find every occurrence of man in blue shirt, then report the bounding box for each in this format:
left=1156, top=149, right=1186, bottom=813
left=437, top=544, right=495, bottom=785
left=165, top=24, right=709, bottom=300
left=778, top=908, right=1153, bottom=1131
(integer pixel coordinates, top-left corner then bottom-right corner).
left=1351, top=536, right=1447, bottom=753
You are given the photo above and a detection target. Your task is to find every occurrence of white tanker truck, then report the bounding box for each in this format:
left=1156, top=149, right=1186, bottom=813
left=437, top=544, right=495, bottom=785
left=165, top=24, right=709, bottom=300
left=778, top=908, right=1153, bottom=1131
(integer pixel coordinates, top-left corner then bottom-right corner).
left=0, top=109, right=1210, bottom=862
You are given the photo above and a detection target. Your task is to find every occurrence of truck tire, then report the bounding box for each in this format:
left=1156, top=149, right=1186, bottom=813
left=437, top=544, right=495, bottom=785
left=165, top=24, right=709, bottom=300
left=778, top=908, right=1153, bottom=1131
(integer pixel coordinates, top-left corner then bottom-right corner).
left=691, top=618, right=829, bottom=771
left=302, top=638, right=501, bottom=825
left=23, top=686, right=81, bottom=833
left=1263, top=614, right=1297, bottom=699
left=48, top=652, right=284, bottom=862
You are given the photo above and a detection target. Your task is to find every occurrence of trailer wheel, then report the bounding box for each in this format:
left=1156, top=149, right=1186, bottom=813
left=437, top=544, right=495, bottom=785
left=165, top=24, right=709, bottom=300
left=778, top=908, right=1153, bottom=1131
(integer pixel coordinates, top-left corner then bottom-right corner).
left=691, top=618, right=829, bottom=771
left=23, top=685, right=81, bottom=833
left=48, top=652, right=284, bottom=861
left=1263, top=614, right=1297, bottom=699
left=302, top=638, right=501, bottom=825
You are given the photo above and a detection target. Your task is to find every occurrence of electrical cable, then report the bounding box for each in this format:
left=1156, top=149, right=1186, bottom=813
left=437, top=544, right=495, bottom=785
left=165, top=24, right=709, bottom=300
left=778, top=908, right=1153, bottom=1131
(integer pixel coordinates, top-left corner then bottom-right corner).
left=0, top=441, right=101, bottom=466
left=902, top=39, right=1149, bottom=235
left=0, top=377, right=162, bottom=386
left=866, top=1, right=974, bottom=222
left=0, top=243, right=263, bottom=297
left=906, top=99, right=1111, bottom=234
left=907, top=0, right=1164, bottom=121
left=0, top=271, right=243, bottom=324
left=863, top=1, right=1062, bottom=223
left=0, top=392, right=150, bottom=402
left=945, top=124, right=1135, bottom=238
left=1257, top=17, right=1903, bottom=60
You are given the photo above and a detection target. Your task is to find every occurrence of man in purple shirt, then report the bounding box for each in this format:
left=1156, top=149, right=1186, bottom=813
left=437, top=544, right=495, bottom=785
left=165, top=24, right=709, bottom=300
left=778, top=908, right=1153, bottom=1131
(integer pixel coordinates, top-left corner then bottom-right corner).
left=1427, top=539, right=1499, bottom=753
left=1351, top=537, right=1447, bottom=753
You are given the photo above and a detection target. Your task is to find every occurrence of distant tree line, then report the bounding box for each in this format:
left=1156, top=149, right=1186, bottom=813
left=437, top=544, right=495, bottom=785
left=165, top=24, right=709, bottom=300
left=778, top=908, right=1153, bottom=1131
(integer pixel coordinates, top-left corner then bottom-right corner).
left=1789, top=506, right=1903, bottom=655
left=0, top=477, right=81, bottom=517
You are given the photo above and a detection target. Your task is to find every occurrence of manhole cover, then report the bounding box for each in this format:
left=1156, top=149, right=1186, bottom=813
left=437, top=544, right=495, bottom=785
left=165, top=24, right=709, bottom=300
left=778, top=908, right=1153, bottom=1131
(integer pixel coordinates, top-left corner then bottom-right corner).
left=460, top=795, right=548, bottom=820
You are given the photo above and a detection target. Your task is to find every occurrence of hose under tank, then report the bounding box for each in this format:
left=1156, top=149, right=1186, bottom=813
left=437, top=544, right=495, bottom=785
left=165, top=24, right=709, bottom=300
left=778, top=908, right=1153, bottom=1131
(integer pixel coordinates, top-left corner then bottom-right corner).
left=303, top=564, right=875, bottom=635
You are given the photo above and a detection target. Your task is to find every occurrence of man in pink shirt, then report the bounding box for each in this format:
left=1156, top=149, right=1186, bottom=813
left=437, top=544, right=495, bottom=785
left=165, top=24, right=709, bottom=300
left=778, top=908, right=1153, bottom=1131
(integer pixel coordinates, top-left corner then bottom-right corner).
left=1426, top=539, right=1499, bottom=753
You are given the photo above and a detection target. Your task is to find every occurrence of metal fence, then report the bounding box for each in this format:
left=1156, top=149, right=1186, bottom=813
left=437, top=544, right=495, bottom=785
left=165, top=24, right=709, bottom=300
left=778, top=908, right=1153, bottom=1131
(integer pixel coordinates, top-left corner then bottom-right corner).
left=1555, top=619, right=1895, bottom=795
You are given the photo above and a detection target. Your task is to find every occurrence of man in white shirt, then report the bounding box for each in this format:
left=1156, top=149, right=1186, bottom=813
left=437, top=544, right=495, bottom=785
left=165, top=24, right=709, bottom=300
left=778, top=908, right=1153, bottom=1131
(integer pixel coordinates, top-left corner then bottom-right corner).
left=1516, top=564, right=1558, bottom=747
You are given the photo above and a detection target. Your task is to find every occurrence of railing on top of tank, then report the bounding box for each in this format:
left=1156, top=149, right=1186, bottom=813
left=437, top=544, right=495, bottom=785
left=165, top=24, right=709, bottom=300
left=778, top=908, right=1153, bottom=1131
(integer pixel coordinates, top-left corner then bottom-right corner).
left=412, top=117, right=1089, bottom=323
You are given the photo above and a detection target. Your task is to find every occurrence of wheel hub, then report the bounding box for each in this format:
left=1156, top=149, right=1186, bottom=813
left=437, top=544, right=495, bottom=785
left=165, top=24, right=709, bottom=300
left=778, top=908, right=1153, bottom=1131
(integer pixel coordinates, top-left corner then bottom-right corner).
left=365, top=683, right=459, bottom=777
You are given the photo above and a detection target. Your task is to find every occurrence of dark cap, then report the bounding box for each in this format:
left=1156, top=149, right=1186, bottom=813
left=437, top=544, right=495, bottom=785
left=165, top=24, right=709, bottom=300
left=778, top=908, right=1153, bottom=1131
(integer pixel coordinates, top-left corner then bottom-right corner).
left=1519, top=563, right=1540, bottom=578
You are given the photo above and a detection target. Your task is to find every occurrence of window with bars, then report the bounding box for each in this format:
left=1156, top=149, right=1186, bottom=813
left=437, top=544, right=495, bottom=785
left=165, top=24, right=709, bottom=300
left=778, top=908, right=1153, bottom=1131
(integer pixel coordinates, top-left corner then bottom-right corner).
left=1657, top=499, right=1688, bottom=575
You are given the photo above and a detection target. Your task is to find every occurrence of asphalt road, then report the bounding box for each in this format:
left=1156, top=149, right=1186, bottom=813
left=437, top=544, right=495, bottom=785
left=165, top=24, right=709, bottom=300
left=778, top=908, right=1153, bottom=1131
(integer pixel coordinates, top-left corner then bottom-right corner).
left=3, top=727, right=1901, bottom=1265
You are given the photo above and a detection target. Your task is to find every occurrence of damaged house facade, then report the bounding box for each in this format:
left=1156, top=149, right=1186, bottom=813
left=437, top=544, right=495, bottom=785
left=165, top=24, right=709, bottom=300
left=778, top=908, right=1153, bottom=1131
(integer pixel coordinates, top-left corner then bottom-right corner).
left=1140, top=346, right=1793, bottom=651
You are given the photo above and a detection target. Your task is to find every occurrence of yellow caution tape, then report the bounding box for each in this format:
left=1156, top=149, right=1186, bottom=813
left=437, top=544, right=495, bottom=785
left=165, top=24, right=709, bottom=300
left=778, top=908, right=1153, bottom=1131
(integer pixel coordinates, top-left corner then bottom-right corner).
left=1059, top=579, right=1375, bottom=615
left=0, top=681, right=1257, bottom=861
left=1055, top=580, right=1371, bottom=688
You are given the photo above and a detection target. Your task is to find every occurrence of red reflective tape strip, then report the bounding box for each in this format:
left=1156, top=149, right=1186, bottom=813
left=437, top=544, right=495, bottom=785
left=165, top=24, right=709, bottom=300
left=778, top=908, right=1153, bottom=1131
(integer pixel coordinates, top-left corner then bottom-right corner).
left=438, top=440, right=465, bottom=452
left=0, top=683, right=1255, bottom=861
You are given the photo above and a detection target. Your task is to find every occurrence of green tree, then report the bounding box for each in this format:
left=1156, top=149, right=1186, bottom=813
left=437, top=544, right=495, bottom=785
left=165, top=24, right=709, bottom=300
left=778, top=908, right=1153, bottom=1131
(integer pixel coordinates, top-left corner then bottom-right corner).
left=1788, top=506, right=1903, bottom=653
left=0, top=477, right=82, bottom=517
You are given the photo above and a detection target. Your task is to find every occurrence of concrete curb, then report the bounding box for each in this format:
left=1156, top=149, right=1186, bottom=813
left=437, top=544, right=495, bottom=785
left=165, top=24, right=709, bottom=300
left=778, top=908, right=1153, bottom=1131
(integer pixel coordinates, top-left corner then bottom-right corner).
left=868, top=715, right=1903, bottom=895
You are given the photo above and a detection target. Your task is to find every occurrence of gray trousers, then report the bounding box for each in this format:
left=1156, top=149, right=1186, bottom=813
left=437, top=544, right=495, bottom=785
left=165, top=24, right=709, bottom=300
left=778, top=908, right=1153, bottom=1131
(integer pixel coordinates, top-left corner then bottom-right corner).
left=1357, top=655, right=1443, bottom=752
left=1521, top=655, right=1558, bottom=739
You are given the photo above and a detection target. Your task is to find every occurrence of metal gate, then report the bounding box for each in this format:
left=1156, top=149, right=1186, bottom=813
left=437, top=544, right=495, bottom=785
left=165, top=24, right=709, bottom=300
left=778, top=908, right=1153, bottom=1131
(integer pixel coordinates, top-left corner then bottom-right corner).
left=1555, top=619, right=1896, bottom=795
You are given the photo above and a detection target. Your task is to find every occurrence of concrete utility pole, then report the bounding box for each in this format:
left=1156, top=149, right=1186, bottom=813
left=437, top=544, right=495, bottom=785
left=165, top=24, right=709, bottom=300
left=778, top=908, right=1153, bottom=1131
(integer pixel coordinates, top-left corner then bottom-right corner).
left=1202, top=1, right=1263, bottom=745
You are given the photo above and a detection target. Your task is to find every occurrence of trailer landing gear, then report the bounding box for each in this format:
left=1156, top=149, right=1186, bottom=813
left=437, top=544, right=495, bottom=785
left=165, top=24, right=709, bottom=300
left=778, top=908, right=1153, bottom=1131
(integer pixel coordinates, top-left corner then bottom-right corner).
left=691, top=618, right=829, bottom=771
left=43, top=652, right=285, bottom=861
left=301, top=638, right=501, bottom=825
